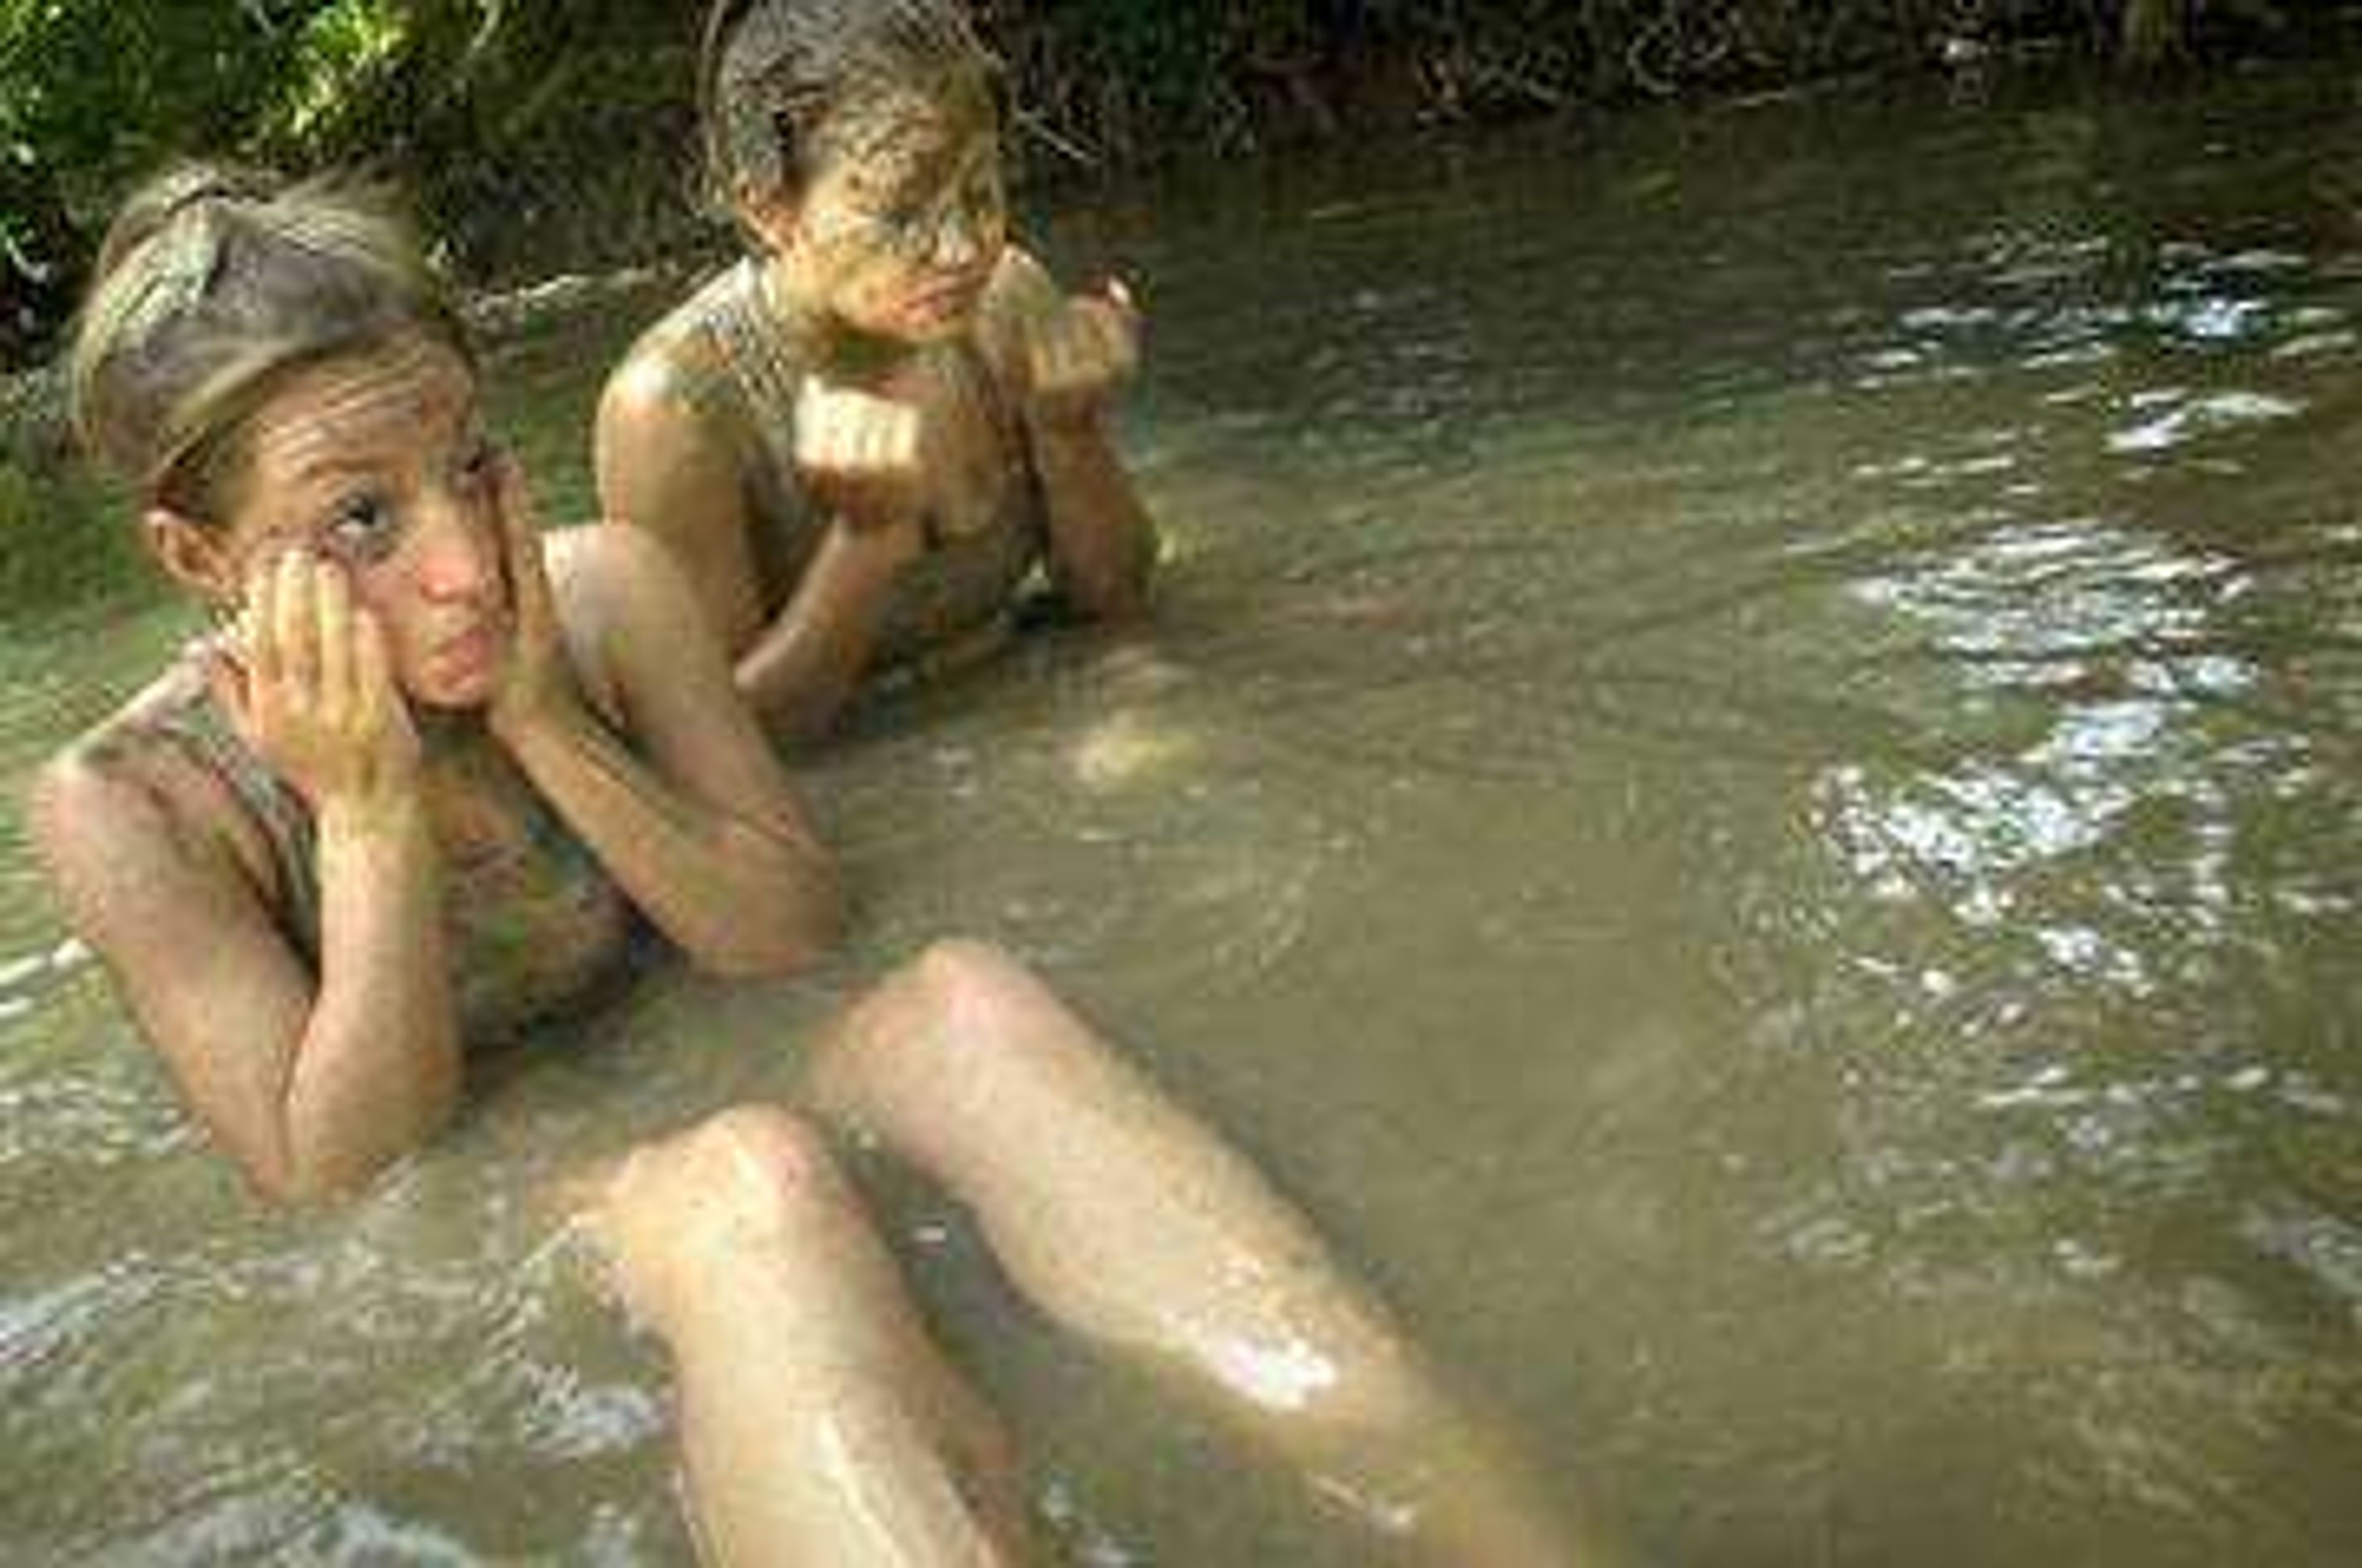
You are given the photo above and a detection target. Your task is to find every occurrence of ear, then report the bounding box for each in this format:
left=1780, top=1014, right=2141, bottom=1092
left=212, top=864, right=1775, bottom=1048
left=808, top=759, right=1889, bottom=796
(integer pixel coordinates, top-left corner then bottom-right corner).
left=739, top=184, right=805, bottom=255
left=144, top=507, right=239, bottom=605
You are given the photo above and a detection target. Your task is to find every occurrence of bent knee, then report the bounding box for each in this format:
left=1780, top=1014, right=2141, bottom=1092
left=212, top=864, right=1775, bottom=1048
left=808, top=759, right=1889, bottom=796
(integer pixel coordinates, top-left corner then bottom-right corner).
left=809, top=939, right=1081, bottom=1133
left=669, top=1104, right=848, bottom=1230
left=881, top=939, right=1068, bottom=1077
left=902, top=937, right=1033, bottom=1009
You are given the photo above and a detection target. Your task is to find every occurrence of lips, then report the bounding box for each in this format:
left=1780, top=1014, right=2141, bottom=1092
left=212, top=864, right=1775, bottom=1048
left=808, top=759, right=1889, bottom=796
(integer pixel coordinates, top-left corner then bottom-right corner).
left=427, top=623, right=499, bottom=685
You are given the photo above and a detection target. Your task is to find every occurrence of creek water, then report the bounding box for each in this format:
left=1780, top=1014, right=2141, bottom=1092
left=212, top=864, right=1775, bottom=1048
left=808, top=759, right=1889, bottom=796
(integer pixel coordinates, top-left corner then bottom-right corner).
left=3, top=57, right=2358, bottom=1567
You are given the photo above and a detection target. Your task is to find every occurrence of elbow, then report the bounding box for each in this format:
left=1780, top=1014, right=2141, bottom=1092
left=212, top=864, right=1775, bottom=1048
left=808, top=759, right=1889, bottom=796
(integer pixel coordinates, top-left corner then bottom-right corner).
left=249, top=1159, right=369, bottom=1210
left=1070, top=537, right=1160, bottom=625
left=244, top=1137, right=417, bottom=1209
left=250, top=1073, right=461, bottom=1208
left=695, top=848, right=847, bottom=981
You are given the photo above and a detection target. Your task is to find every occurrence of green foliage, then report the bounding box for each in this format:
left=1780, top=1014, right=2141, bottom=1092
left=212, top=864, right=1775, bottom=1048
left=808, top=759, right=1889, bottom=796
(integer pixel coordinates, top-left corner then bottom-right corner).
left=0, top=0, right=2324, bottom=364
left=3, top=2, right=322, bottom=360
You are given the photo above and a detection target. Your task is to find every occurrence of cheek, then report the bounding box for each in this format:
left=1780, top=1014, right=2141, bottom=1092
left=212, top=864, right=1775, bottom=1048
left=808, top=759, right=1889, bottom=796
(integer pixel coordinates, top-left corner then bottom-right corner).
left=827, top=245, right=917, bottom=304
left=344, top=573, right=433, bottom=678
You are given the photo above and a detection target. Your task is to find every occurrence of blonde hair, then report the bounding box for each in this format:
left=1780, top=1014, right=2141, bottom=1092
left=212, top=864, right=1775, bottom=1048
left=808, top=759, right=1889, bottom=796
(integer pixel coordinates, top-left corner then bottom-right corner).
left=69, top=162, right=471, bottom=518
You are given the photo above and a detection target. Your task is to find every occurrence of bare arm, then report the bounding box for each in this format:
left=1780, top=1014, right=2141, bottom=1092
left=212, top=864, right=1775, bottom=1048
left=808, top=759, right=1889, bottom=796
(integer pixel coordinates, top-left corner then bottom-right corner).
left=597, top=361, right=921, bottom=749
left=1027, top=404, right=1159, bottom=620
left=29, top=559, right=458, bottom=1205
left=730, top=517, right=922, bottom=750
left=493, top=467, right=841, bottom=976
left=994, top=250, right=1159, bottom=619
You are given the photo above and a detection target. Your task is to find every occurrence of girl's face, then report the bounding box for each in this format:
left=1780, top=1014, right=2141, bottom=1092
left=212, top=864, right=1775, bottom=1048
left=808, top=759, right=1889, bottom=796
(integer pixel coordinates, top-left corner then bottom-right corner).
left=175, top=338, right=512, bottom=710
left=768, top=94, right=1008, bottom=343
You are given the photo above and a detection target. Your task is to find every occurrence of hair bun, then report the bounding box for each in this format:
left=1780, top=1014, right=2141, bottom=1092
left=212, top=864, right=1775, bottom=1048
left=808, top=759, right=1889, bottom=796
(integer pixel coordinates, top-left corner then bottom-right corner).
left=95, top=162, right=282, bottom=281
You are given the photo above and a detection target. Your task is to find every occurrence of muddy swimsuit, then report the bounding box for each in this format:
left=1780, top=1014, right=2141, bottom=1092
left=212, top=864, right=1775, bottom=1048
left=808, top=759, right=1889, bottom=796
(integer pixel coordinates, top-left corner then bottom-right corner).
left=666, top=259, right=1049, bottom=677
left=153, top=669, right=639, bottom=1044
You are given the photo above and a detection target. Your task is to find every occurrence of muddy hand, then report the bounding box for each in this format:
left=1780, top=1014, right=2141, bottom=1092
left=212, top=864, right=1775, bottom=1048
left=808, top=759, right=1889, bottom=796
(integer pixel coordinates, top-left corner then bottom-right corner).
left=1024, top=277, right=1140, bottom=431
left=794, top=375, right=928, bottom=537
left=208, top=550, right=418, bottom=814
left=484, top=454, right=581, bottom=745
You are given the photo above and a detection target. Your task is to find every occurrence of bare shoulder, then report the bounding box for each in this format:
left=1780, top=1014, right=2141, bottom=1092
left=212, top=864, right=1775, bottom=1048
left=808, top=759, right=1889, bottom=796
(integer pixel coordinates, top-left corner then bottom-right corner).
left=28, top=738, right=150, bottom=879
left=598, top=324, right=725, bottom=471
left=28, top=698, right=247, bottom=934
left=595, top=284, right=748, bottom=527
left=541, top=525, right=708, bottom=708
left=546, top=522, right=688, bottom=613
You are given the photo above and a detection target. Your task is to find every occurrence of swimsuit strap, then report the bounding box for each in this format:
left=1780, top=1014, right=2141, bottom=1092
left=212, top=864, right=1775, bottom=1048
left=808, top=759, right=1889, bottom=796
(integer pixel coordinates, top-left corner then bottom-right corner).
left=149, top=671, right=322, bottom=960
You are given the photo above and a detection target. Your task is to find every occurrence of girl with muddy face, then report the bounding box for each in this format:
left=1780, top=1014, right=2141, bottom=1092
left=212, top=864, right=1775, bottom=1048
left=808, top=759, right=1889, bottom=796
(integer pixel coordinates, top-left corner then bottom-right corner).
left=597, top=0, right=1161, bottom=748
left=707, top=0, right=1012, bottom=344
left=34, top=164, right=840, bottom=1204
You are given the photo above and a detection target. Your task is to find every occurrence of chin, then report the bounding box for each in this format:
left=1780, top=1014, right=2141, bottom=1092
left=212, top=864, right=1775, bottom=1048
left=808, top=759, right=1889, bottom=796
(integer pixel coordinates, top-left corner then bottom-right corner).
left=407, top=671, right=498, bottom=712
left=851, top=293, right=977, bottom=346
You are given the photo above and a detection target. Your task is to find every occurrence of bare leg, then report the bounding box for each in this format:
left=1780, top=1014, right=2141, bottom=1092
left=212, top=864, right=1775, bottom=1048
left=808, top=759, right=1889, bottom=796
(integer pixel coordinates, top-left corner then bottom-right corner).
left=575, top=1105, right=1035, bottom=1566
left=804, top=941, right=1611, bottom=1567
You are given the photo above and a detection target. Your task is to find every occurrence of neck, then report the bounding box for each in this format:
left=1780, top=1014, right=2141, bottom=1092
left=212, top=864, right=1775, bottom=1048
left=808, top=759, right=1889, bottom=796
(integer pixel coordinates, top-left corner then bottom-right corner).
left=413, top=702, right=490, bottom=760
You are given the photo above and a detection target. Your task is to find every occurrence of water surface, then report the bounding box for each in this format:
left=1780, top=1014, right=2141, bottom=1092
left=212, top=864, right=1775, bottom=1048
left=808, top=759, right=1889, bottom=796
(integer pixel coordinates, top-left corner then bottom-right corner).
left=3, top=60, right=2358, bottom=1566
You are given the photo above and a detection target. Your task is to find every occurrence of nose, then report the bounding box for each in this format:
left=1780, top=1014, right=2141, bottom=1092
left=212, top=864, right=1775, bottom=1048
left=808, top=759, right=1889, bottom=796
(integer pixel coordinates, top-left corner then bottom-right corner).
left=928, top=203, right=988, bottom=272
left=410, top=491, right=498, bottom=605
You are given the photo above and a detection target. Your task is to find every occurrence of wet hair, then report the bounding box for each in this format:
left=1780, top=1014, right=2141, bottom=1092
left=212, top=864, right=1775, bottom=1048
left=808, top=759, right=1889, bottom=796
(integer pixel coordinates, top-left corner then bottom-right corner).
left=699, top=0, right=996, bottom=215
left=68, top=162, right=471, bottom=520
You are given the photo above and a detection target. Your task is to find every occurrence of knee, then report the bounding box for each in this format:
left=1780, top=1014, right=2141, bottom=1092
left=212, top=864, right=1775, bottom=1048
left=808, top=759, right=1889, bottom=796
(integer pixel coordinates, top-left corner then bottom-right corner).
left=808, top=939, right=1070, bottom=1131
left=653, top=1104, right=847, bottom=1237
left=691, top=1102, right=832, bottom=1172
left=901, top=937, right=1040, bottom=1029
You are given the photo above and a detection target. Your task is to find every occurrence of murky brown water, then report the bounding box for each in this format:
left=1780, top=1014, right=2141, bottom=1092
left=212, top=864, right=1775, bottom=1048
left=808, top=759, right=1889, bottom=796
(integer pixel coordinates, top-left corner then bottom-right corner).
left=4, top=58, right=2358, bottom=1566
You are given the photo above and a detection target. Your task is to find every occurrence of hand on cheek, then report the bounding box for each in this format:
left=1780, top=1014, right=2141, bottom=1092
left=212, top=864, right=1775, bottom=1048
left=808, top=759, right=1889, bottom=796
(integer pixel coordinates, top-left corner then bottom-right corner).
left=483, top=455, right=583, bottom=747
left=205, top=549, right=420, bottom=818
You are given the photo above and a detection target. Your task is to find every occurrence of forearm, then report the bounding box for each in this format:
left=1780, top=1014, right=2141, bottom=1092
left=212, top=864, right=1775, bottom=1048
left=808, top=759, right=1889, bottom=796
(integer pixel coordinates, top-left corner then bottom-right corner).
left=501, top=699, right=840, bottom=976
left=1029, top=413, right=1158, bottom=619
left=736, top=521, right=912, bottom=748
left=279, top=795, right=459, bottom=1201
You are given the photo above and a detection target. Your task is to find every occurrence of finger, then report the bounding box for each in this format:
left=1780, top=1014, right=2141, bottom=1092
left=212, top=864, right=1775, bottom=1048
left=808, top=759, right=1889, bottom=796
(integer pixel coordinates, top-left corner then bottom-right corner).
left=1069, top=304, right=1118, bottom=377
left=875, top=405, right=921, bottom=472
left=495, top=456, right=554, bottom=631
left=324, top=559, right=359, bottom=713
left=1096, top=298, right=1141, bottom=376
left=1032, top=318, right=1076, bottom=393
left=351, top=606, right=396, bottom=738
left=801, top=396, right=864, bottom=477
left=795, top=408, right=835, bottom=475
left=244, top=560, right=281, bottom=685
left=793, top=376, right=837, bottom=468
left=274, top=552, right=319, bottom=699
left=1105, top=276, right=1137, bottom=318
left=1078, top=292, right=1136, bottom=360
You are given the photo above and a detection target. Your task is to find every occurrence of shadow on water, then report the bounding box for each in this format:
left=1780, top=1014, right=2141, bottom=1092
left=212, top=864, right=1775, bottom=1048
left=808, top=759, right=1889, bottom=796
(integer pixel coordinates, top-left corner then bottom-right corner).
left=2, top=56, right=2360, bottom=1567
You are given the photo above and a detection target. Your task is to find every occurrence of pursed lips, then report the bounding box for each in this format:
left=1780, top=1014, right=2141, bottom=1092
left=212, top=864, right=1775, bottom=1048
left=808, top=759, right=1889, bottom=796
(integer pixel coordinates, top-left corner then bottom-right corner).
left=427, top=619, right=501, bottom=680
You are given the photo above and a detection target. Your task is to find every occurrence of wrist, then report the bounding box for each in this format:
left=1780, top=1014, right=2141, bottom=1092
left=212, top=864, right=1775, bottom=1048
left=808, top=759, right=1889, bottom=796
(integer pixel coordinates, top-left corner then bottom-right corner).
left=1024, top=397, right=1109, bottom=444
left=824, top=512, right=925, bottom=575
left=490, top=683, right=592, bottom=760
left=314, top=782, right=427, bottom=847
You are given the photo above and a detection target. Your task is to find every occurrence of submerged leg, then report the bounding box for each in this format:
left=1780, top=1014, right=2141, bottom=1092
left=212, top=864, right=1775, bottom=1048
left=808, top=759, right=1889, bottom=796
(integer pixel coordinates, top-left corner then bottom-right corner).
left=575, top=1105, right=1033, bottom=1566
left=805, top=941, right=1610, bottom=1567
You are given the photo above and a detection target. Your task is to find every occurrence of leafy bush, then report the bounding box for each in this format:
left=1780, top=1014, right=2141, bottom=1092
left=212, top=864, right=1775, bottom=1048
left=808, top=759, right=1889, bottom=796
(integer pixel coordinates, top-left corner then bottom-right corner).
left=0, top=0, right=2318, bottom=365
